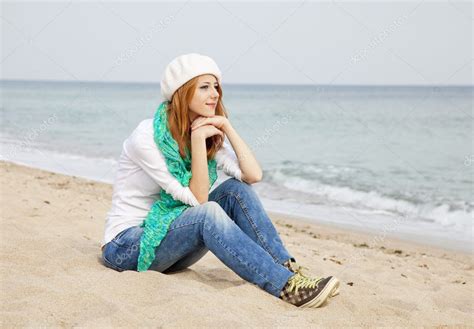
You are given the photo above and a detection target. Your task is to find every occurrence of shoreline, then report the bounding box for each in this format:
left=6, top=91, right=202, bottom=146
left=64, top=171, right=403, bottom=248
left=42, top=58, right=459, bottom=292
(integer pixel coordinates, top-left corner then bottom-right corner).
left=1, top=160, right=472, bottom=327
left=3, top=158, right=470, bottom=254
left=270, top=209, right=472, bottom=257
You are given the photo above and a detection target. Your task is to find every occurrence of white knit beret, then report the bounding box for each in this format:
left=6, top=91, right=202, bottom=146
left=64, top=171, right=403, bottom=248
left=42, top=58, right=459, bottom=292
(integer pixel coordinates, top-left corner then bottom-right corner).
left=160, top=53, right=222, bottom=101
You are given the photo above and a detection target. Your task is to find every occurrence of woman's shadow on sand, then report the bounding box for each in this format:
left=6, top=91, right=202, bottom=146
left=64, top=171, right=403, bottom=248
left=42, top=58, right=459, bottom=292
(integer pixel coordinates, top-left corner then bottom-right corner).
left=95, top=255, right=247, bottom=290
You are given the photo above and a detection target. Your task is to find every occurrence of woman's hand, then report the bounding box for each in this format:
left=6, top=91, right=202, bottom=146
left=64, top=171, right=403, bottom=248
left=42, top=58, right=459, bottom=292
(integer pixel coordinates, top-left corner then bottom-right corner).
left=191, top=115, right=230, bottom=132
left=191, top=124, right=224, bottom=140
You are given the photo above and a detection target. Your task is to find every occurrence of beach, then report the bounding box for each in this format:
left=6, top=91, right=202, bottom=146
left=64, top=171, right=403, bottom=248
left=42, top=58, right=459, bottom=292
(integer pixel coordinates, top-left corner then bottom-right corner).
left=1, top=160, right=472, bottom=328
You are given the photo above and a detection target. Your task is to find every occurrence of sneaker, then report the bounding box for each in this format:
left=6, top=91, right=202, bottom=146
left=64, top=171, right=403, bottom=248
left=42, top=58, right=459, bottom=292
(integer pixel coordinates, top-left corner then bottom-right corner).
left=279, top=272, right=339, bottom=308
left=283, top=259, right=340, bottom=297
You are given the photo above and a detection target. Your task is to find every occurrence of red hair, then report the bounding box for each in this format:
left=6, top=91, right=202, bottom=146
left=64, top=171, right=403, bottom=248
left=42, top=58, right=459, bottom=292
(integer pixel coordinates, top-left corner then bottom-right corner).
left=167, top=75, right=228, bottom=160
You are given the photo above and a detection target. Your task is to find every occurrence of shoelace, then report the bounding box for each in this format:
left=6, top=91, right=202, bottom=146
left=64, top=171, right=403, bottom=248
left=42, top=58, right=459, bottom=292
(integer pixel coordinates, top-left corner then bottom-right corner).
left=286, top=261, right=313, bottom=278
left=285, top=261, right=340, bottom=297
left=286, top=273, right=323, bottom=294
left=289, top=263, right=310, bottom=276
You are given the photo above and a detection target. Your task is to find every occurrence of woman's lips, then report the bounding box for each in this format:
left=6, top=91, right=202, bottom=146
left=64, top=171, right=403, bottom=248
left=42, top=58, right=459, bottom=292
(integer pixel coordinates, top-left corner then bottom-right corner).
left=206, top=103, right=216, bottom=107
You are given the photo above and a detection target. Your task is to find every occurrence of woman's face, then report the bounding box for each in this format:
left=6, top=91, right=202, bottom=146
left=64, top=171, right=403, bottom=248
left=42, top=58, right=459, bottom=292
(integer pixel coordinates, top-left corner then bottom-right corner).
left=188, top=74, right=219, bottom=121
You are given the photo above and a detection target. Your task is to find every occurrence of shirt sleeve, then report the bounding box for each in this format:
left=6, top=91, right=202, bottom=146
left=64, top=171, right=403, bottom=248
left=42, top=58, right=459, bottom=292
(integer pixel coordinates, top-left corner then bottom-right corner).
left=124, top=124, right=200, bottom=207
left=215, top=139, right=243, bottom=182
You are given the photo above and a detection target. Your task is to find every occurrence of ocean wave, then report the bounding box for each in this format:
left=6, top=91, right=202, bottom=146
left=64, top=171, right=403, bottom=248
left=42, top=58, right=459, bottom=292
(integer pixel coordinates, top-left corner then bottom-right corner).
left=1, top=137, right=118, bottom=184
left=262, top=163, right=473, bottom=232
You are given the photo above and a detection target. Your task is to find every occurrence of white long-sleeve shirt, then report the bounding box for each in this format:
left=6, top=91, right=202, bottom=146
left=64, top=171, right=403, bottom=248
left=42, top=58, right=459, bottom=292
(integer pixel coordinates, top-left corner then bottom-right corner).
left=102, top=118, right=242, bottom=247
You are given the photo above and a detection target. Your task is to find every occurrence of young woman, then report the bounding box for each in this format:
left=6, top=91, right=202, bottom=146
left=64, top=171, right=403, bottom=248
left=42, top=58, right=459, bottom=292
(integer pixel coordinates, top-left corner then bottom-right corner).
left=101, top=53, right=339, bottom=308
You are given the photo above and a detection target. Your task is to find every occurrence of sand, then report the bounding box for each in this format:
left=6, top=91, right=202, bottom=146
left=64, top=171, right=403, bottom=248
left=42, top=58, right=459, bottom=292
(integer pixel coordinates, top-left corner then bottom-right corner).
left=0, top=161, right=472, bottom=328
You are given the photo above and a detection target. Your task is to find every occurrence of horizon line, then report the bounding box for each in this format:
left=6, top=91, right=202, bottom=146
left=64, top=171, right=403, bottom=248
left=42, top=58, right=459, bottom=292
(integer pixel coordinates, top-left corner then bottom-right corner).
left=1, top=78, right=472, bottom=88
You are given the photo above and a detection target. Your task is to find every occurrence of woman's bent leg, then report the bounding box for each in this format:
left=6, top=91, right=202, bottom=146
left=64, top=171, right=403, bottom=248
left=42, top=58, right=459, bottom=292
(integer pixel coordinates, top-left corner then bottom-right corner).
left=163, top=247, right=209, bottom=273
left=102, top=226, right=144, bottom=272
left=152, top=201, right=293, bottom=297
left=101, top=217, right=209, bottom=274
left=102, top=201, right=293, bottom=297
left=209, top=178, right=295, bottom=265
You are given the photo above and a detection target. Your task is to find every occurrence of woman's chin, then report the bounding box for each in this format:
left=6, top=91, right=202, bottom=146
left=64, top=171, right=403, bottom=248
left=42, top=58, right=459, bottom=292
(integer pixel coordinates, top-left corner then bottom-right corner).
left=202, top=111, right=215, bottom=117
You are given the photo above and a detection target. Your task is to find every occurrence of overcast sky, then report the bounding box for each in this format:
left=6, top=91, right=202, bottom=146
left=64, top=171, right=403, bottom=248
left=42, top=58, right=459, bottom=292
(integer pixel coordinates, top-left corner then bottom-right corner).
left=1, top=1, right=472, bottom=86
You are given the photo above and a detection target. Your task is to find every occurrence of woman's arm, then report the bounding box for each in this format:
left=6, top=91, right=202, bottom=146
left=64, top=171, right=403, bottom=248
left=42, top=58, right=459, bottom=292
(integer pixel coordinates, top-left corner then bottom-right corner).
left=125, top=122, right=200, bottom=206
left=189, top=133, right=210, bottom=204
left=222, top=121, right=263, bottom=184
left=189, top=125, right=224, bottom=204
left=191, top=116, right=263, bottom=185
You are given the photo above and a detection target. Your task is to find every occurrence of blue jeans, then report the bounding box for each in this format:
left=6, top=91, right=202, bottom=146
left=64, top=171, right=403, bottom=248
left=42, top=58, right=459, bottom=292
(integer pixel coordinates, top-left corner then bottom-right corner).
left=102, top=178, right=295, bottom=297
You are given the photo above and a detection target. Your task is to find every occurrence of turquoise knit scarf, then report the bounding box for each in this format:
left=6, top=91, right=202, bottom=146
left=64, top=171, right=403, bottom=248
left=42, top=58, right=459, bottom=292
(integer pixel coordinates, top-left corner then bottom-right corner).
left=137, top=101, right=218, bottom=272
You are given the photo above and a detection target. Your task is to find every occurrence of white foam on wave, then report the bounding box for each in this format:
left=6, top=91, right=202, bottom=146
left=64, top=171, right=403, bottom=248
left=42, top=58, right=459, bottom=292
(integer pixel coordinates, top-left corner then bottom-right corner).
left=262, top=169, right=473, bottom=235
left=1, top=137, right=118, bottom=184
left=258, top=196, right=472, bottom=252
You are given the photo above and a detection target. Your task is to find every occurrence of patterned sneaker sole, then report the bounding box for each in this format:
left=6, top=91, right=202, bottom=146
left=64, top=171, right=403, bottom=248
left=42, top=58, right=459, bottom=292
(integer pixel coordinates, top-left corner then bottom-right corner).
left=330, top=279, right=340, bottom=297
left=300, top=277, right=339, bottom=308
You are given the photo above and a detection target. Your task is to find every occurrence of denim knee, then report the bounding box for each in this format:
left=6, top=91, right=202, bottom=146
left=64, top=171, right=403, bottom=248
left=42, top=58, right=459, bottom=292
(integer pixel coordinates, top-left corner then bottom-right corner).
left=200, top=201, right=234, bottom=231
left=223, top=178, right=257, bottom=198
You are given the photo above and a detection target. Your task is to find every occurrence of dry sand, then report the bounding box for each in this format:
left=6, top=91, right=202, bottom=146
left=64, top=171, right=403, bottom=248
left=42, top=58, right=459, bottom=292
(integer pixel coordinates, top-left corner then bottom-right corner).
left=1, top=161, right=472, bottom=328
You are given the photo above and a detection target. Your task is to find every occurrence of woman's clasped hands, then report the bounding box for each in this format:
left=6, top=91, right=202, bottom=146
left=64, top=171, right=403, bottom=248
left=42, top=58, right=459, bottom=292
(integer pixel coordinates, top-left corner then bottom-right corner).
left=190, top=116, right=230, bottom=139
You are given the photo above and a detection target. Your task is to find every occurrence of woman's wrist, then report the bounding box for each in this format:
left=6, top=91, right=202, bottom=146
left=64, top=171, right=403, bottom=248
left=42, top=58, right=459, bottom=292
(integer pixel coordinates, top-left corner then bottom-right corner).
left=222, top=121, right=233, bottom=134
left=191, top=130, right=206, bottom=142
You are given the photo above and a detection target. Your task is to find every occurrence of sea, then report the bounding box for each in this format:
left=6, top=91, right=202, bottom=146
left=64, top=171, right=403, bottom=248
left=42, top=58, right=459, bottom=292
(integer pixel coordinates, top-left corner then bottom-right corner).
left=1, top=80, right=472, bottom=252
